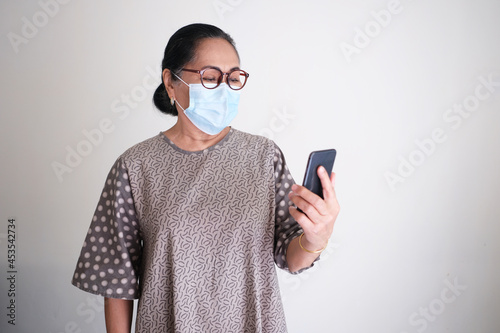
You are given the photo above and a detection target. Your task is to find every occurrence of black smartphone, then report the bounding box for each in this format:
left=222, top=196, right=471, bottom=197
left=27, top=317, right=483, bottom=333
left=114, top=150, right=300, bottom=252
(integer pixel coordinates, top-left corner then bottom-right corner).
left=302, top=149, right=337, bottom=199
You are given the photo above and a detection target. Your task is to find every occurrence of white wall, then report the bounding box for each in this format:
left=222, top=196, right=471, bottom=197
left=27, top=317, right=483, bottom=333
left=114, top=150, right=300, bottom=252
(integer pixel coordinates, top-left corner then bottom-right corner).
left=1, top=0, right=499, bottom=332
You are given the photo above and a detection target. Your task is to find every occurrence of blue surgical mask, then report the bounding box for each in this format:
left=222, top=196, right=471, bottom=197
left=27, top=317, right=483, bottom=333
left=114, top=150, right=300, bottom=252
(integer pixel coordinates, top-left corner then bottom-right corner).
left=174, top=74, right=240, bottom=135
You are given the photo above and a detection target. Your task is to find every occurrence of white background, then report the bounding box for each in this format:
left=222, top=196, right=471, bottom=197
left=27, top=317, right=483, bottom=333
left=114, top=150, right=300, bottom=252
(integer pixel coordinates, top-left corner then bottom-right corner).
left=1, top=0, right=499, bottom=332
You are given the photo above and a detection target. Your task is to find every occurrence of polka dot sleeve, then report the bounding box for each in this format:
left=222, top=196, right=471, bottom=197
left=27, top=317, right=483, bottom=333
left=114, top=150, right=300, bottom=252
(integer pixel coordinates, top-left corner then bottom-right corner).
left=71, top=157, right=143, bottom=299
left=272, top=145, right=315, bottom=274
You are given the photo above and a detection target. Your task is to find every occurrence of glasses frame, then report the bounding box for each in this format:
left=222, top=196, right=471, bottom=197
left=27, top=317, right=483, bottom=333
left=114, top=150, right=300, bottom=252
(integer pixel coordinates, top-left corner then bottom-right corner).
left=181, top=66, right=249, bottom=90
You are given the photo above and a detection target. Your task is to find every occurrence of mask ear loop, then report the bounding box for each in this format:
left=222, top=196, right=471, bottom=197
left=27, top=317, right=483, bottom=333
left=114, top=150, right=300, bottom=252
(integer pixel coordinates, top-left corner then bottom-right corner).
left=173, top=72, right=189, bottom=87
left=172, top=72, right=189, bottom=111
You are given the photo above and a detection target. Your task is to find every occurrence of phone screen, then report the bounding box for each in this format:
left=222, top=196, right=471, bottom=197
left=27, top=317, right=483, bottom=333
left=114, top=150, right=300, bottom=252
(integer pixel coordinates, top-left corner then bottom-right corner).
left=302, top=149, right=336, bottom=198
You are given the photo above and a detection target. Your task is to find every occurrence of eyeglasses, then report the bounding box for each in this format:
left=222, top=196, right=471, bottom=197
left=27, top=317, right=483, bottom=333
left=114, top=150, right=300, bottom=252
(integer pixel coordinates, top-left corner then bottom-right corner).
left=181, top=66, right=249, bottom=90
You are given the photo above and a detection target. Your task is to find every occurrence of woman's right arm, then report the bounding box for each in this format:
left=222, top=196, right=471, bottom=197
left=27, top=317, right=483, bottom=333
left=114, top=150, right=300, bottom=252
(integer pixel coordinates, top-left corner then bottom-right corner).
left=104, top=297, right=133, bottom=333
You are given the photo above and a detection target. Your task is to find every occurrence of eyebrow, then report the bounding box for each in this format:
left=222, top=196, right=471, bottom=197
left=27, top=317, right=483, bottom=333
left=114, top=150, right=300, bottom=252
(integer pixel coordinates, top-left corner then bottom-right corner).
left=203, top=65, right=241, bottom=72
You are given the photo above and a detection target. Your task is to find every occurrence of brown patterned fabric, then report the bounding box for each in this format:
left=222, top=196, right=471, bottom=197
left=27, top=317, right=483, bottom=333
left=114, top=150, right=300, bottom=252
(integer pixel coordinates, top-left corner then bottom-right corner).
left=72, top=129, right=311, bottom=332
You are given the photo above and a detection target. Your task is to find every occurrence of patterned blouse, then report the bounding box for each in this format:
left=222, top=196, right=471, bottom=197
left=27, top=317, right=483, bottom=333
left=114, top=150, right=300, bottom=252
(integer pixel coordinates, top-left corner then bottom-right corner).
left=71, top=128, right=310, bottom=332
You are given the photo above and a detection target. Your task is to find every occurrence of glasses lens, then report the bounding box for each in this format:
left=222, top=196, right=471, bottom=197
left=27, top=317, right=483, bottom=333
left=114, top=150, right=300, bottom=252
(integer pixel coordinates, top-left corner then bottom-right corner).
left=228, top=70, right=247, bottom=90
left=200, top=68, right=222, bottom=89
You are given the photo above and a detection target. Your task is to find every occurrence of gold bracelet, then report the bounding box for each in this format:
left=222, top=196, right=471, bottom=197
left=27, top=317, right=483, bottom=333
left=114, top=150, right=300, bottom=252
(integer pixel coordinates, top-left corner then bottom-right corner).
left=298, top=233, right=327, bottom=254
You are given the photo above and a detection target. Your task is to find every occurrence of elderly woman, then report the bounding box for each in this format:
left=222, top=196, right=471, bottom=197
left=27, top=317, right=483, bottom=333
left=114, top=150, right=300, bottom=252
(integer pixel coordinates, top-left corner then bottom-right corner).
left=72, top=23, right=339, bottom=333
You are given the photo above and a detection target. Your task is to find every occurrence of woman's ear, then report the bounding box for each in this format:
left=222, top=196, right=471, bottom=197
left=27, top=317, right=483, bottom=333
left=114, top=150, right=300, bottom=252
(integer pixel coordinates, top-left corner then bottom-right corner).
left=162, top=68, right=176, bottom=102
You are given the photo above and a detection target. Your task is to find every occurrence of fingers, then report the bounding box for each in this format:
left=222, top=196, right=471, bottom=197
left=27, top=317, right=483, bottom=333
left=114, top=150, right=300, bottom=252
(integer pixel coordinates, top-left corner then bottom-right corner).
left=290, top=166, right=332, bottom=216
left=288, top=168, right=339, bottom=250
left=288, top=167, right=339, bottom=224
left=318, top=167, right=335, bottom=202
left=288, top=205, right=315, bottom=233
left=288, top=202, right=333, bottom=248
left=289, top=184, right=325, bottom=217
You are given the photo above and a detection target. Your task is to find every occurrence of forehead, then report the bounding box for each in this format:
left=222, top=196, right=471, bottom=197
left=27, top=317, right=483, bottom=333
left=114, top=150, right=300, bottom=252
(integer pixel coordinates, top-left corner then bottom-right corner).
left=189, top=38, right=240, bottom=69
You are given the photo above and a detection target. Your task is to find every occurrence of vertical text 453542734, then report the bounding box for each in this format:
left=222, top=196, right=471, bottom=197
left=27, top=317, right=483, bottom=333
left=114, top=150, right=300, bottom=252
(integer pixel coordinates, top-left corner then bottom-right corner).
left=6, top=218, right=17, bottom=326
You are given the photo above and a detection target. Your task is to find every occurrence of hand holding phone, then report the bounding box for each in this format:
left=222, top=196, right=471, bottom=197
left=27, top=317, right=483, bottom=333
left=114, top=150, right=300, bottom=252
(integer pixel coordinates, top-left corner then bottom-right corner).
left=302, top=149, right=336, bottom=199
left=288, top=149, right=340, bottom=261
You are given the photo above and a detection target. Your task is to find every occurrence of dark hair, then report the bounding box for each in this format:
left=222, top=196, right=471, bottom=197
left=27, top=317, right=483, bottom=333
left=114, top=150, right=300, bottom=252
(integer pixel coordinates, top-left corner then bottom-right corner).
left=153, top=23, right=238, bottom=116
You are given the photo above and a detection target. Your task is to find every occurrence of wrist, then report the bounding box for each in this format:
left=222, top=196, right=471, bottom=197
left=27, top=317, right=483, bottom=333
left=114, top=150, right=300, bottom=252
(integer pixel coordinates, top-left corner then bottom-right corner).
left=298, top=233, right=327, bottom=254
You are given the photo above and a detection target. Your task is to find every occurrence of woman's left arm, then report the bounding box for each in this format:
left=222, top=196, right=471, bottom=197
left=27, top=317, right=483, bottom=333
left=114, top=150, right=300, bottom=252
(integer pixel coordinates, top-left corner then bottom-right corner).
left=286, top=166, right=340, bottom=273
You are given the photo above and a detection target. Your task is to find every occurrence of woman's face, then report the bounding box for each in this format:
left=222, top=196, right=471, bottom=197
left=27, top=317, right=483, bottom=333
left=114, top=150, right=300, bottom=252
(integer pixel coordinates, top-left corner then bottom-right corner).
left=168, top=38, right=240, bottom=117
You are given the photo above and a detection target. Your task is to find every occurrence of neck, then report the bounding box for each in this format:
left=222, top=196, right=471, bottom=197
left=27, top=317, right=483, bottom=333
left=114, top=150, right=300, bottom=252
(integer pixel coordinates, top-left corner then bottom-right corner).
left=163, top=121, right=230, bottom=152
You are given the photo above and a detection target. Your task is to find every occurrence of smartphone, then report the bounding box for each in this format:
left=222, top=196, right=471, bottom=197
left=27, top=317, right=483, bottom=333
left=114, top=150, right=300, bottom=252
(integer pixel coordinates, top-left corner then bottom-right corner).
left=302, top=149, right=337, bottom=199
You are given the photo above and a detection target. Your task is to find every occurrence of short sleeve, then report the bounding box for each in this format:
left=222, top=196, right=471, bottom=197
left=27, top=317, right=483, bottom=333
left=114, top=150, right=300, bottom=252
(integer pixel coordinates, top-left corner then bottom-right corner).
left=71, top=157, right=143, bottom=299
left=272, top=144, right=316, bottom=274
